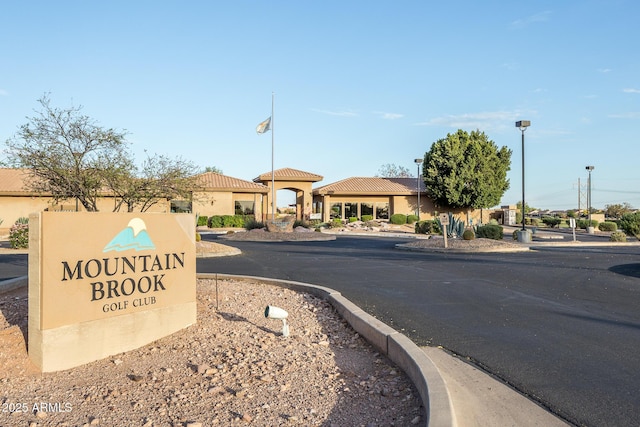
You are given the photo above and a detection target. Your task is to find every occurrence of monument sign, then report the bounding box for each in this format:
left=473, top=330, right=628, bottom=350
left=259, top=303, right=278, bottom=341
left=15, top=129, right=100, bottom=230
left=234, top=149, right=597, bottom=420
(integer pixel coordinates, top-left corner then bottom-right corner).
left=28, top=212, right=196, bottom=372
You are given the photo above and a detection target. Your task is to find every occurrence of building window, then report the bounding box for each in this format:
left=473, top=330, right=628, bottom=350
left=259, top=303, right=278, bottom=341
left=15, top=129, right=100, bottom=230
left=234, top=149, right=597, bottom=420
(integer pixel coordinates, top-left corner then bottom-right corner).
left=330, top=202, right=342, bottom=219
left=361, top=203, right=373, bottom=217
left=171, top=200, right=192, bottom=213
left=235, top=201, right=255, bottom=215
left=375, top=203, right=389, bottom=219
left=344, top=202, right=358, bottom=219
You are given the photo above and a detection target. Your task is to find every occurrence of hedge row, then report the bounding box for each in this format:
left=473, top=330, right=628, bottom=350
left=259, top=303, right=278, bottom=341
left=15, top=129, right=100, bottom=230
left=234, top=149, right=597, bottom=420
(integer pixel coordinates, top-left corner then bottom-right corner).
left=390, top=214, right=419, bottom=225
left=207, top=215, right=251, bottom=228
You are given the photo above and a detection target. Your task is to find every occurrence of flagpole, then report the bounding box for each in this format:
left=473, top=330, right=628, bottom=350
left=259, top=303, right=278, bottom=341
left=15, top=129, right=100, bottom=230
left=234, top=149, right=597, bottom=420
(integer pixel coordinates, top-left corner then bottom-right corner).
left=271, top=92, right=275, bottom=221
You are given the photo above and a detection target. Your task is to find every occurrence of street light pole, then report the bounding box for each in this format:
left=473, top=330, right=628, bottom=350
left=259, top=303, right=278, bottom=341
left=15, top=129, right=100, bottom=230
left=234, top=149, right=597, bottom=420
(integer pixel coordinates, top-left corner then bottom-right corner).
left=585, top=165, right=595, bottom=229
left=515, top=120, right=531, bottom=231
left=414, top=158, right=423, bottom=218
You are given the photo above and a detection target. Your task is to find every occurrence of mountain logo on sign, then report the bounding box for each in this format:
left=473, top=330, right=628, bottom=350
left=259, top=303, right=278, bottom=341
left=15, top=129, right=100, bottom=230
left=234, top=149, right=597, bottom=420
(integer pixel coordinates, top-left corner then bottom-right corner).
left=103, top=218, right=156, bottom=253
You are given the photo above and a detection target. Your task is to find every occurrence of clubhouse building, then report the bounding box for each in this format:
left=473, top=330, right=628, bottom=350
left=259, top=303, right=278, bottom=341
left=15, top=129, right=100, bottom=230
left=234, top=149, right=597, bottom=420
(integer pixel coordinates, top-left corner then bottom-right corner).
left=0, top=167, right=496, bottom=230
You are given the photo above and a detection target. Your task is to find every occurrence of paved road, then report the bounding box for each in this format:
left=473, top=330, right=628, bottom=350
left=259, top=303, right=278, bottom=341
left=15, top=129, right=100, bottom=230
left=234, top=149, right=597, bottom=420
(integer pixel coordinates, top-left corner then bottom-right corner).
left=2, top=235, right=639, bottom=426
left=196, top=235, right=640, bottom=427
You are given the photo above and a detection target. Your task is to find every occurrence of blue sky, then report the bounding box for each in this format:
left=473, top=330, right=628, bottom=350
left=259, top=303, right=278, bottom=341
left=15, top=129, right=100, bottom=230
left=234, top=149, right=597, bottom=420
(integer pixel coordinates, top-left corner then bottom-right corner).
left=1, top=1, right=639, bottom=210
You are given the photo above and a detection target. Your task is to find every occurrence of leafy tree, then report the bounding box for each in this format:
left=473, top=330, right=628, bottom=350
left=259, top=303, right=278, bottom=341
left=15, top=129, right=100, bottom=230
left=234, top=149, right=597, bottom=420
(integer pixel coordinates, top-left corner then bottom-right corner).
left=203, top=166, right=223, bottom=174
left=618, top=211, right=640, bottom=240
left=515, top=201, right=537, bottom=214
left=376, top=163, right=412, bottom=178
left=604, top=202, right=633, bottom=219
left=541, top=217, right=562, bottom=228
left=5, top=95, right=129, bottom=211
left=423, top=129, right=512, bottom=209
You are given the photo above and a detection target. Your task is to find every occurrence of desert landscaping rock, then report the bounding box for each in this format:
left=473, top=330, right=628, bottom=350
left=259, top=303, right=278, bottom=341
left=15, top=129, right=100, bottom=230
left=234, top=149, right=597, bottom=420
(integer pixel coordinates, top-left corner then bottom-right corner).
left=0, top=279, right=423, bottom=426
left=398, top=236, right=527, bottom=252
left=218, top=229, right=336, bottom=242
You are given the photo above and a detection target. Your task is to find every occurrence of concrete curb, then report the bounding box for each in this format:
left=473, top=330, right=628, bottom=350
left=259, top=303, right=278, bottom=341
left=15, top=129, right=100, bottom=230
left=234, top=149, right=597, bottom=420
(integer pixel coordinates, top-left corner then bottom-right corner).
left=196, top=247, right=241, bottom=258
left=0, top=275, right=28, bottom=294
left=395, top=243, right=531, bottom=253
left=201, top=273, right=454, bottom=427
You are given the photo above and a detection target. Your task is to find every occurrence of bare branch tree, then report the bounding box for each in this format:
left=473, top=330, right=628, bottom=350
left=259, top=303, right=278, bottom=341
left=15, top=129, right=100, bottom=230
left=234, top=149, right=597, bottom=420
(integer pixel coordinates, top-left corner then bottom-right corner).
left=375, top=163, right=413, bottom=178
left=5, top=94, right=129, bottom=211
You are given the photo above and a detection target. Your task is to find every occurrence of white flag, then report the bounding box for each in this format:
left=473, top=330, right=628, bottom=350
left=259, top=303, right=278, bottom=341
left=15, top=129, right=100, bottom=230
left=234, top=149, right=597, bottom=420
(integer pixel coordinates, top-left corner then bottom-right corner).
left=256, top=117, right=271, bottom=134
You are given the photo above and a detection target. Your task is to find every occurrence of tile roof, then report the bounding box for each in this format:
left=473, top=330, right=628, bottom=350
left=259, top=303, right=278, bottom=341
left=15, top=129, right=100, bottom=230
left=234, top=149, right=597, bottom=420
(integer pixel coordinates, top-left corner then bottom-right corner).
left=195, top=172, right=269, bottom=193
left=254, top=168, right=323, bottom=182
left=313, top=177, right=426, bottom=195
left=0, top=168, right=37, bottom=195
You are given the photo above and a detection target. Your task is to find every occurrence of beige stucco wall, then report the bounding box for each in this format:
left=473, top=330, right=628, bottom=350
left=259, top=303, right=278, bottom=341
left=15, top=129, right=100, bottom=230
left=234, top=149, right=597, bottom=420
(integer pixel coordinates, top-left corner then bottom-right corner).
left=192, top=191, right=232, bottom=217
left=391, top=195, right=438, bottom=220
left=0, top=195, right=170, bottom=234
left=191, top=191, right=264, bottom=218
left=1, top=195, right=53, bottom=229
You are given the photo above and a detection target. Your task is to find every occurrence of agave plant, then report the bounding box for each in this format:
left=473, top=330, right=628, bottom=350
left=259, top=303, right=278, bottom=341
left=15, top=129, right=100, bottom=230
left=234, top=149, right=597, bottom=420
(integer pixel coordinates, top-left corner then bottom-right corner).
left=436, top=212, right=465, bottom=238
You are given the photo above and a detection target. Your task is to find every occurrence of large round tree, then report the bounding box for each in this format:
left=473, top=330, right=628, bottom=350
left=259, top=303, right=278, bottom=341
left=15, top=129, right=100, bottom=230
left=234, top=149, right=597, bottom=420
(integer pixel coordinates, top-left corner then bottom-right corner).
left=423, top=129, right=512, bottom=209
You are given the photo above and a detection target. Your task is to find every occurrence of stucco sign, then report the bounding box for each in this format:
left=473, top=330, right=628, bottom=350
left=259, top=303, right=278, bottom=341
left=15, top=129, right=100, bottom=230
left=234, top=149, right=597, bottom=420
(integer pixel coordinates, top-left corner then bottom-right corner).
left=29, top=212, right=197, bottom=372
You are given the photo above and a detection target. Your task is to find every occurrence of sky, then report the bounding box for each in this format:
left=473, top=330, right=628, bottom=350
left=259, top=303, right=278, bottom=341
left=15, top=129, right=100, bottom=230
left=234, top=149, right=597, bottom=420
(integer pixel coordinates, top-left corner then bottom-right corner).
left=1, top=1, right=639, bottom=210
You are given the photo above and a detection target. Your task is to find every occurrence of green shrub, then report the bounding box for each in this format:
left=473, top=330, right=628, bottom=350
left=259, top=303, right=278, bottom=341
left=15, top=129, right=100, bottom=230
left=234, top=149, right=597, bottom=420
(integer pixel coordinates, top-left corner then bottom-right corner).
left=348, top=217, right=358, bottom=223
left=407, top=214, right=419, bottom=224
left=361, top=215, right=373, bottom=222
left=329, top=218, right=343, bottom=228
left=195, top=232, right=201, bottom=242
left=462, top=229, right=475, bottom=240
left=197, top=215, right=208, bottom=227
left=415, top=220, right=439, bottom=234
left=207, top=216, right=223, bottom=228
left=619, top=212, right=640, bottom=239
left=207, top=215, right=246, bottom=228
left=245, top=218, right=265, bottom=230
left=390, top=214, right=407, bottom=225
left=609, top=231, right=627, bottom=242
left=598, top=221, right=617, bottom=232
left=577, top=219, right=599, bottom=229
left=541, top=217, right=561, bottom=228
left=512, top=230, right=518, bottom=240
left=307, top=219, right=322, bottom=228
left=476, top=224, right=504, bottom=240
left=9, top=219, right=29, bottom=249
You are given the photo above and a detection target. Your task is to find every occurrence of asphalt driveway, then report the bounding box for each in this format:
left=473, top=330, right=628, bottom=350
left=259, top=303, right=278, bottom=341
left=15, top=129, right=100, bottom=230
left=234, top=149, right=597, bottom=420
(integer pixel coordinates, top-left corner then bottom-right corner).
left=197, top=235, right=640, bottom=427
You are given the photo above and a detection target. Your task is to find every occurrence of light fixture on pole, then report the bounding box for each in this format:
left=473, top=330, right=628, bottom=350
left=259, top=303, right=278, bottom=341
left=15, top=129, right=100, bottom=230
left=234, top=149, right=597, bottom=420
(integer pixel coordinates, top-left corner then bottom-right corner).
left=585, top=165, right=594, bottom=229
left=414, top=158, right=423, bottom=218
left=515, top=120, right=531, bottom=232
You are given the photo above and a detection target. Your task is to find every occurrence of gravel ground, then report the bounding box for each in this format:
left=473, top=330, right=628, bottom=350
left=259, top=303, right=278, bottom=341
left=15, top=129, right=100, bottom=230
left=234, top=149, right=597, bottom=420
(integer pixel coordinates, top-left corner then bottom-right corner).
left=0, top=278, right=424, bottom=427
left=398, top=236, right=527, bottom=251
left=217, top=229, right=336, bottom=242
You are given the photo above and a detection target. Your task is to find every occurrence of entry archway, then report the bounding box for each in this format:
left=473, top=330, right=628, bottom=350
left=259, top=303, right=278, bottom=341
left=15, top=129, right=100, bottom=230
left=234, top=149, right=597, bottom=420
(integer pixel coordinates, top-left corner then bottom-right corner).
left=253, top=168, right=323, bottom=221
